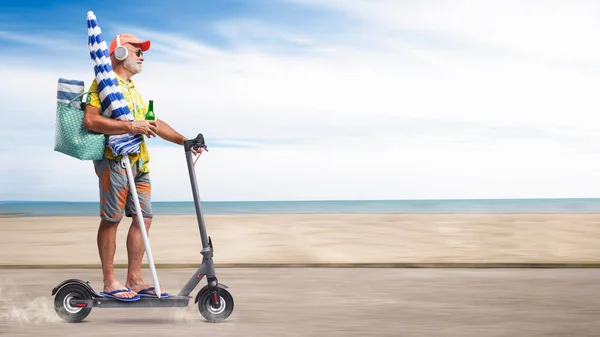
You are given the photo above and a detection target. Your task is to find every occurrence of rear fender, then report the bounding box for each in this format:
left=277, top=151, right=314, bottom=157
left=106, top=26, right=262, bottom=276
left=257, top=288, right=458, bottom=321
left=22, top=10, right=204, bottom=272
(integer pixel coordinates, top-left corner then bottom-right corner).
left=51, top=279, right=100, bottom=298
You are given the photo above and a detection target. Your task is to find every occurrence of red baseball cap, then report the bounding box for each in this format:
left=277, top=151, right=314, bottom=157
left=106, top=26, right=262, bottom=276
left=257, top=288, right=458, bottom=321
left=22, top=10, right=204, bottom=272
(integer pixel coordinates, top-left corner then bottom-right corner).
left=109, top=33, right=151, bottom=55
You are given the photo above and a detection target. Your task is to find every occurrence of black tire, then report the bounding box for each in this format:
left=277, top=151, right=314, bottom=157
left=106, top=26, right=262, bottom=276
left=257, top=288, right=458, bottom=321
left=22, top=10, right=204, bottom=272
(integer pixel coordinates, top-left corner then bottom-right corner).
left=54, top=284, right=92, bottom=323
left=197, top=288, right=234, bottom=322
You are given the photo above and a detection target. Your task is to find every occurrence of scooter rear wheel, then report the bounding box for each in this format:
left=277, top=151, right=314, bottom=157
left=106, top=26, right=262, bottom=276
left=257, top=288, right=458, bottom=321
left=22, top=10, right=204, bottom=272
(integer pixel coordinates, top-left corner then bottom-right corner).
left=54, top=284, right=92, bottom=323
left=197, top=288, right=234, bottom=322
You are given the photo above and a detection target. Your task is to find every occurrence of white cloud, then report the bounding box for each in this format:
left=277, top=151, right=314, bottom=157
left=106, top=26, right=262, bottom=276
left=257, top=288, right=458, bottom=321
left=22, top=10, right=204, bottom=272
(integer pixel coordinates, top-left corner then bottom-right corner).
left=288, top=0, right=600, bottom=60
left=2, top=1, right=600, bottom=201
left=4, top=132, right=598, bottom=202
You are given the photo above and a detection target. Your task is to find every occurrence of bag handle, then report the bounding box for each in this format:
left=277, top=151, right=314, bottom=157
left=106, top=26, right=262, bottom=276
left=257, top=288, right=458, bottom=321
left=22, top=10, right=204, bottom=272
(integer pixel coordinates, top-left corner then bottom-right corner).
left=69, top=90, right=98, bottom=103
left=67, top=90, right=98, bottom=110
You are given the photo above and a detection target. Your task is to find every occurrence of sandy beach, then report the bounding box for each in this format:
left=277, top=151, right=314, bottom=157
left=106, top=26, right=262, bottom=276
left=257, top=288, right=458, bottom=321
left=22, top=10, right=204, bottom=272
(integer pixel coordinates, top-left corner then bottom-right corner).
left=0, top=213, right=599, bottom=266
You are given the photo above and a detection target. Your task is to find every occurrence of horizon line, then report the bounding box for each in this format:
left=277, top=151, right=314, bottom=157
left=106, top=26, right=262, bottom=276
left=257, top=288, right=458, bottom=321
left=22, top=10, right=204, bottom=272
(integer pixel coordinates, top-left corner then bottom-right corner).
left=2, top=197, right=600, bottom=204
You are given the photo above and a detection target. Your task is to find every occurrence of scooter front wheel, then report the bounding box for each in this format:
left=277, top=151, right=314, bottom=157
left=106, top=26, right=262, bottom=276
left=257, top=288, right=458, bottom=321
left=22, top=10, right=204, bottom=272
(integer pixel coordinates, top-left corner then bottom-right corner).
left=197, top=288, right=234, bottom=322
left=54, top=284, right=92, bottom=323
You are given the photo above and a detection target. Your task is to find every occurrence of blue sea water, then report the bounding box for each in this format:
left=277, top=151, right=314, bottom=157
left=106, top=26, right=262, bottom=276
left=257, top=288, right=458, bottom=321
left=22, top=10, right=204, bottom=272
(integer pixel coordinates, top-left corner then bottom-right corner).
left=0, top=199, right=599, bottom=216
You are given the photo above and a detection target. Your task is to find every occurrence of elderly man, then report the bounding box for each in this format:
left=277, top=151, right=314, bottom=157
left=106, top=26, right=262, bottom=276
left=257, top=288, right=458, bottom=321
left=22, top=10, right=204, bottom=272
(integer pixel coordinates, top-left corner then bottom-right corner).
left=83, top=33, right=201, bottom=301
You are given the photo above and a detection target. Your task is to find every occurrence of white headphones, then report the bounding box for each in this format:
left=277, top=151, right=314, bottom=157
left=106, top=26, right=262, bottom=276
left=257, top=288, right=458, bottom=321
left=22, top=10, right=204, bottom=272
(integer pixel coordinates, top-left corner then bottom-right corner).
left=113, top=35, right=129, bottom=61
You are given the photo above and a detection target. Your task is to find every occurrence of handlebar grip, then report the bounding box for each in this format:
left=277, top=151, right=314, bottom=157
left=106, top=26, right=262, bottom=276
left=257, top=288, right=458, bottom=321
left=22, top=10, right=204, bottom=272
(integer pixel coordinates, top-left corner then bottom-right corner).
left=184, top=133, right=207, bottom=152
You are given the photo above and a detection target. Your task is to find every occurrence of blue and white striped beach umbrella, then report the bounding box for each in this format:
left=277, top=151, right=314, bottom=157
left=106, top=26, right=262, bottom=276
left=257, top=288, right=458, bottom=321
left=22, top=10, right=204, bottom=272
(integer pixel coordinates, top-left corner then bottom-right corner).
left=86, top=11, right=142, bottom=156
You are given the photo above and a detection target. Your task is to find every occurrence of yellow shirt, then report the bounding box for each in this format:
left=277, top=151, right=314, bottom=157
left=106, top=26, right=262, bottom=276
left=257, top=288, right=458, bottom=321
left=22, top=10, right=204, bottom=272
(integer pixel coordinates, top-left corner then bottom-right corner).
left=86, top=75, right=150, bottom=172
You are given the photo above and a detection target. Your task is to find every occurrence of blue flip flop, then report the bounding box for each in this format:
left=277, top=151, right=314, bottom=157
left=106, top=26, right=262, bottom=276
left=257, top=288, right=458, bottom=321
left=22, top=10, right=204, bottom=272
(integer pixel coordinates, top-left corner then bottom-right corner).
left=137, top=287, right=169, bottom=298
left=99, top=288, right=140, bottom=302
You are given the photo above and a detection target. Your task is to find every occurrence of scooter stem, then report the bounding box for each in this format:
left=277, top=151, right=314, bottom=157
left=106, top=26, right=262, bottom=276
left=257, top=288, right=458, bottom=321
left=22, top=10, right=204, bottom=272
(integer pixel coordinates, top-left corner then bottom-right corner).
left=185, top=150, right=210, bottom=249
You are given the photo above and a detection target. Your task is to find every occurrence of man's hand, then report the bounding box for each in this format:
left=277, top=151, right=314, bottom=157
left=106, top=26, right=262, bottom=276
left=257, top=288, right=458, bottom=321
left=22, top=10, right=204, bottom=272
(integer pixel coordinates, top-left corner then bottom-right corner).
left=131, top=121, right=158, bottom=137
left=191, top=145, right=206, bottom=156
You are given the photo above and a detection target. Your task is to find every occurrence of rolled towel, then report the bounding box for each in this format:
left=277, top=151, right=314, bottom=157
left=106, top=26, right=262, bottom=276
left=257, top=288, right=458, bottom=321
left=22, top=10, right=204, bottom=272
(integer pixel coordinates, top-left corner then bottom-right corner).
left=57, top=78, right=85, bottom=109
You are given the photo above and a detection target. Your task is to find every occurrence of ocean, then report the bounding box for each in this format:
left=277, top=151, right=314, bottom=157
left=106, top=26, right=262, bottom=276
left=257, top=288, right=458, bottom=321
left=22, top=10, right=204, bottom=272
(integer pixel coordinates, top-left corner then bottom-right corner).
left=0, top=199, right=599, bottom=217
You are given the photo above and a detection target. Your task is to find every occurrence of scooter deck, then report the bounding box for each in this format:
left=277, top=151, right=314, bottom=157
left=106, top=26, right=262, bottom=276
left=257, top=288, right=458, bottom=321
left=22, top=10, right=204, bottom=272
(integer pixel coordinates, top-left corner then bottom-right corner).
left=72, top=295, right=192, bottom=308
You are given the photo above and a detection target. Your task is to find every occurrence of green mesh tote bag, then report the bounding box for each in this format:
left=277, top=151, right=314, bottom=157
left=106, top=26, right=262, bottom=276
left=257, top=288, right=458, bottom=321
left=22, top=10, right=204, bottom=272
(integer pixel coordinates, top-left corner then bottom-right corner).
left=54, top=78, right=105, bottom=160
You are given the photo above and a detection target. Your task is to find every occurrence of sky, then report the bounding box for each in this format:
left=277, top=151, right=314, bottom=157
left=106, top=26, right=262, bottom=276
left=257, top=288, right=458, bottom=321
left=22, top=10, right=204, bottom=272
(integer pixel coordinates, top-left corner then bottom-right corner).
left=2, top=0, right=600, bottom=202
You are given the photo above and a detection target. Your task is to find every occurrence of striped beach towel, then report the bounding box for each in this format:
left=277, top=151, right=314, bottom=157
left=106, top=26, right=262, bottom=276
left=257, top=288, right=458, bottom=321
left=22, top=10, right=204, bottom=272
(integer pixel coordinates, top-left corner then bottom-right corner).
left=57, top=78, right=85, bottom=109
left=86, top=11, right=142, bottom=156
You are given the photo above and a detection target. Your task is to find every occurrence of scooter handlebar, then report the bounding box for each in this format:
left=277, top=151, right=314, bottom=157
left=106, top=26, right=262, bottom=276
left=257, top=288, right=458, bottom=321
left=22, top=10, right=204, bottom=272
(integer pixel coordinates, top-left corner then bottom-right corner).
left=184, top=133, right=208, bottom=152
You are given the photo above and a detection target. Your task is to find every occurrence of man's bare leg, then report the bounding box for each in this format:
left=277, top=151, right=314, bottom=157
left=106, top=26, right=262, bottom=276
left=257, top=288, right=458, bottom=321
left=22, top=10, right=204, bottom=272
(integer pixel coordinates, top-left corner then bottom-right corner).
left=125, top=216, right=165, bottom=295
left=97, top=219, right=138, bottom=299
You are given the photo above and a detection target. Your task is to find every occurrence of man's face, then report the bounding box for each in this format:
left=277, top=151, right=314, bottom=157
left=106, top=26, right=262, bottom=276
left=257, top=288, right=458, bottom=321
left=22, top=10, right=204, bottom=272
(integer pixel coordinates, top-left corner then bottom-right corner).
left=123, top=44, right=144, bottom=74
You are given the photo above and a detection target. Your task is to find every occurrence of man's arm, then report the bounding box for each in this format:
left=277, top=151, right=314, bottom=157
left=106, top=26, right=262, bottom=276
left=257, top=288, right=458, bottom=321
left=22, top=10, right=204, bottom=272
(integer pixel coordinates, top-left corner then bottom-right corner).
left=156, top=118, right=187, bottom=145
left=83, top=105, right=157, bottom=137
left=156, top=119, right=205, bottom=155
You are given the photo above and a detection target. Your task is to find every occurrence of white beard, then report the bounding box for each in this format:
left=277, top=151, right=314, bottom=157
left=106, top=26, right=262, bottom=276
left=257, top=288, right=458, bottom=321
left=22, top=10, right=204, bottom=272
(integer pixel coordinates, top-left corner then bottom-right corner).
left=124, top=56, right=143, bottom=74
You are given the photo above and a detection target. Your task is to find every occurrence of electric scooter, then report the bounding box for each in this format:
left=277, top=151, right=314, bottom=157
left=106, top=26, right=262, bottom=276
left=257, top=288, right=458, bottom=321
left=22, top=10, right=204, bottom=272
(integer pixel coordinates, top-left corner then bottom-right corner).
left=51, top=134, right=234, bottom=323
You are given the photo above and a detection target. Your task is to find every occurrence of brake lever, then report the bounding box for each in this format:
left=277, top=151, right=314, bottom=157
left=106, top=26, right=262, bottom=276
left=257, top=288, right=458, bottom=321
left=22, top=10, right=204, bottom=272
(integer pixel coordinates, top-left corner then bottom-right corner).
left=184, top=133, right=208, bottom=153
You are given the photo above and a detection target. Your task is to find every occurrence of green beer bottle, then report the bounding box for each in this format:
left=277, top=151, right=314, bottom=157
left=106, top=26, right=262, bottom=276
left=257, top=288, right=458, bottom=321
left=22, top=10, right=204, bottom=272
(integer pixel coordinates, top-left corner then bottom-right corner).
left=145, top=100, right=156, bottom=120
